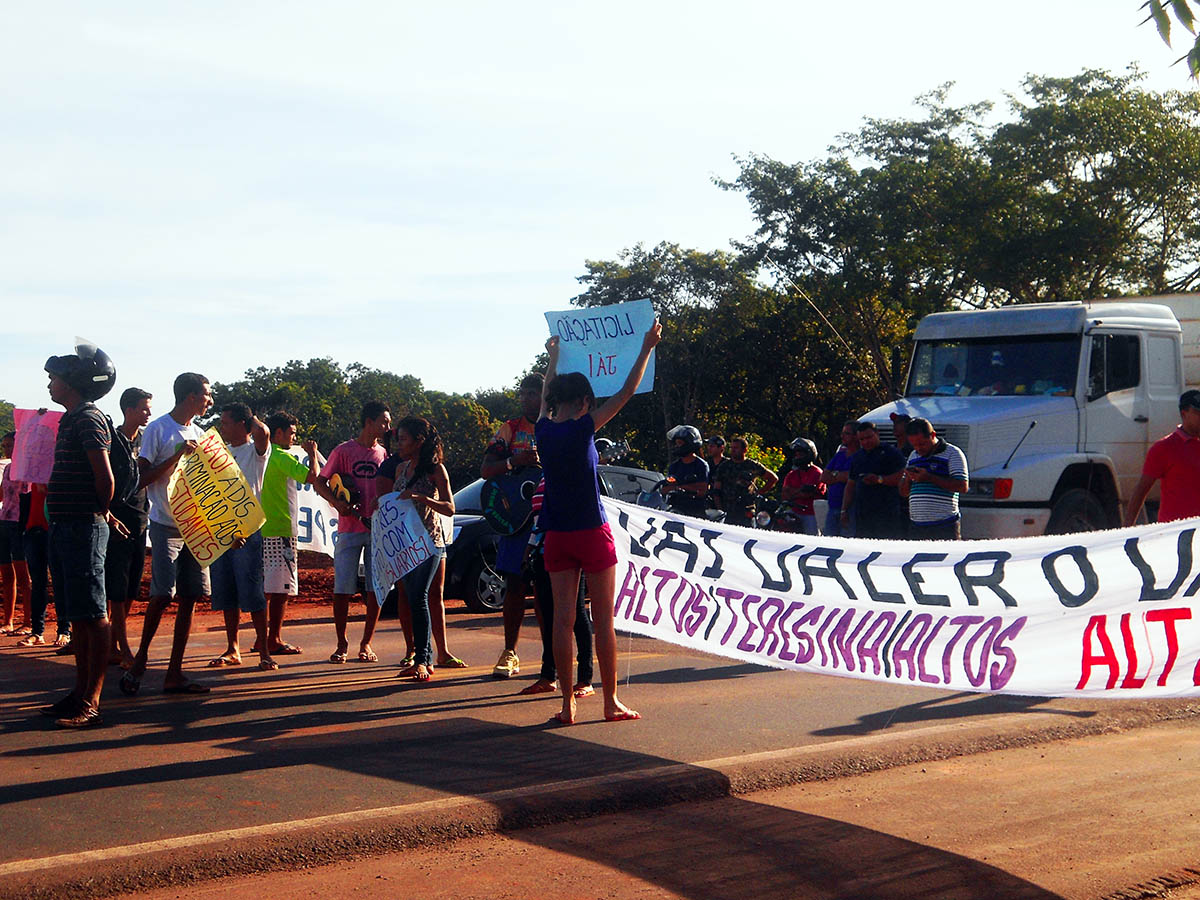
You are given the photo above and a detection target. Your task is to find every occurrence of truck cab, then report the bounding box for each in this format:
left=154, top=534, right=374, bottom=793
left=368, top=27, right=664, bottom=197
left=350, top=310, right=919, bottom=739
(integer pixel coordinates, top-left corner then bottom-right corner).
left=861, top=297, right=1197, bottom=538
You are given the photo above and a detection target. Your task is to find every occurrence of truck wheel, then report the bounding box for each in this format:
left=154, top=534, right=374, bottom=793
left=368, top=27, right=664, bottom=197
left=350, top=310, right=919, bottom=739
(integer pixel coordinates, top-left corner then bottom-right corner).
left=1046, top=489, right=1109, bottom=535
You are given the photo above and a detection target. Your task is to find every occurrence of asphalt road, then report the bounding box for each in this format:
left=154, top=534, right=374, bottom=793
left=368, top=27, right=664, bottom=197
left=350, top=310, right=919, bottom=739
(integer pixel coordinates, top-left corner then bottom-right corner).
left=1, top=603, right=1197, bottom=899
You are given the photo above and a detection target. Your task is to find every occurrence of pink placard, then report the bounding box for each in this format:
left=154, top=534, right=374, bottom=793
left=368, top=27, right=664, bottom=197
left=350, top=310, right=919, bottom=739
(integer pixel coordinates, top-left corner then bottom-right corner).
left=11, top=408, right=63, bottom=485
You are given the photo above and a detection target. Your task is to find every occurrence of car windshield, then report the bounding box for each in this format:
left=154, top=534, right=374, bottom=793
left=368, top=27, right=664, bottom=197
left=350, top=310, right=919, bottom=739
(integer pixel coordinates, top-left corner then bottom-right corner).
left=453, top=479, right=484, bottom=514
left=907, top=334, right=1080, bottom=397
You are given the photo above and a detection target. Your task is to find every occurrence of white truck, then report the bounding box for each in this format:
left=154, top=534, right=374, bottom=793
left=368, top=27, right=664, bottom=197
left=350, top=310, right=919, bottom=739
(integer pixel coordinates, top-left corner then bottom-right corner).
left=861, top=295, right=1200, bottom=538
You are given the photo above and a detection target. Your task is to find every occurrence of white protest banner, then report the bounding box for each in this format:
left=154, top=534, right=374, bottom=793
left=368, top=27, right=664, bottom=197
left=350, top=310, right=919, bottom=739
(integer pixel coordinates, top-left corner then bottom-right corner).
left=11, top=409, right=63, bottom=484
left=602, top=497, right=1200, bottom=698
left=297, top=492, right=451, bottom=560
left=544, top=298, right=656, bottom=397
left=371, top=492, right=436, bottom=595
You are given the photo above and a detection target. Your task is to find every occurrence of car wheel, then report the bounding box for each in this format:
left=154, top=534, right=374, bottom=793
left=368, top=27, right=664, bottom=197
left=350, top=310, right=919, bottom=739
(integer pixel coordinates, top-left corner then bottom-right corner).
left=463, top=539, right=507, bottom=614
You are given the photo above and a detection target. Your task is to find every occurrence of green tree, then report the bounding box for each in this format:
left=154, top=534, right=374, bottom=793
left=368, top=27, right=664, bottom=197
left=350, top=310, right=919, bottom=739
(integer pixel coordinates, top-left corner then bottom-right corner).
left=0, top=400, right=14, bottom=437
left=1144, top=0, right=1200, bottom=77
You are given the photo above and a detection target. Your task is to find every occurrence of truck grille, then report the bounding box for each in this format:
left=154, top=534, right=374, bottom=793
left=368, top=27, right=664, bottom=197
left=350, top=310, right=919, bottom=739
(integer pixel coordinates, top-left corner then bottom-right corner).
left=932, top=424, right=970, bottom=458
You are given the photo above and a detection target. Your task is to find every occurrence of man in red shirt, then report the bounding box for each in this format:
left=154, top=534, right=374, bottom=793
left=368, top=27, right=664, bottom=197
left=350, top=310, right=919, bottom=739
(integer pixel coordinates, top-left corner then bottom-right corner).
left=1124, top=390, right=1200, bottom=526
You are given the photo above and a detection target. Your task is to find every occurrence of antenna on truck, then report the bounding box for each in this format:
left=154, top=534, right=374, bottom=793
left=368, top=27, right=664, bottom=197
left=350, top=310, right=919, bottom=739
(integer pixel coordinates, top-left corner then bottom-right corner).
left=1003, top=421, right=1037, bottom=470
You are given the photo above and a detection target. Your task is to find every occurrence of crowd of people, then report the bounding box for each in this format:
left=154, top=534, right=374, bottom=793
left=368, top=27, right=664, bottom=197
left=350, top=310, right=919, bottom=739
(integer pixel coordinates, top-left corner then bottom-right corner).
left=5, top=331, right=1199, bottom=731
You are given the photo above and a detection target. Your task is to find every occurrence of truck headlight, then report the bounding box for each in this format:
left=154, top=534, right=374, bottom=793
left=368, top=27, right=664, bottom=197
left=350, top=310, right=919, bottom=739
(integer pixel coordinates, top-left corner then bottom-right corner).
left=970, top=478, right=1012, bottom=500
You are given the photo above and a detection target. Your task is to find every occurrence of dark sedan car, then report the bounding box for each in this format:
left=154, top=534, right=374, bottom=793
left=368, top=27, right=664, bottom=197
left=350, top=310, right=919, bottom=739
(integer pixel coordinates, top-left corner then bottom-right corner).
left=445, top=464, right=663, bottom=613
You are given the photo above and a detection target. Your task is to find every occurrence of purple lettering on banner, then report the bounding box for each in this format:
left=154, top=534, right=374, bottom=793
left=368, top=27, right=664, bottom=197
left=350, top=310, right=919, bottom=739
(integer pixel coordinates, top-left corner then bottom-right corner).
left=988, top=617, right=1027, bottom=689
left=941, top=615, right=984, bottom=683
left=681, top=584, right=711, bottom=637
left=917, top=615, right=947, bottom=684
left=737, top=595, right=764, bottom=652
left=855, top=610, right=898, bottom=676
left=893, top=613, right=933, bottom=681
left=829, top=609, right=871, bottom=671
left=772, top=600, right=805, bottom=662
left=963, top=617, right=1003, bottom=688
left=631, top=566, right=653, bottom=624
left=614, top=562, right=641, bottom=618
left=790, top=605, right=824, bottom=664
left=650, top=569, right=681, bottom=627
left=754, top=597, right=787, bottom=657
left=715, top=586, right=744, bottom=645
left=815, top=607, right=843, bottom=668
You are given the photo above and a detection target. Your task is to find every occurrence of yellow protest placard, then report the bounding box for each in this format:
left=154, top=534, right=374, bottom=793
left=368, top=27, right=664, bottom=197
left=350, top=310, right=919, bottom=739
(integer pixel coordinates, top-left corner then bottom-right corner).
left=166, top=427, right=266, bottom=566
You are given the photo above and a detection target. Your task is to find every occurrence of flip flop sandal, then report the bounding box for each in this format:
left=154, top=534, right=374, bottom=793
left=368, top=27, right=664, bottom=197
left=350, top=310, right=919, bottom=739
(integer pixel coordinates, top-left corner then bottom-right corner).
left=604, top=710, right=642, bottom=722
left=119, top=670, right=142, bottom=696
left=357, top=648, right=378, bottom=663
left=572, top=684, right=596, bottom=699
left=258, top=658, right=279, bottom=671
left=518, top=680, right=559, bottom=696
left=436, top=656, right=468, bottom=669
left=329, top=650, right=348, bottom=664
left=207, top=655, right=242, bottom=667
left=163, top=681, right=211, bottom=694
left=412, top=666, right=433, bottom=682
left=548, top=711, right=575, bottom=726
left=271, top=643, right=303, bottom=655
left=398, top=653, right=415, bottom=669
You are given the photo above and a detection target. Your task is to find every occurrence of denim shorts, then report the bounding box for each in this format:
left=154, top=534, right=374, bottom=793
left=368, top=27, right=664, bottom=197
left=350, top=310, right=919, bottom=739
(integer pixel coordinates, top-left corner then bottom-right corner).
left=495, top=529, right=531, bottom=576
left=49, top=516, right=109, bottom=622
left=333, top=530, right=371, bottom=596
left=0, top=520, right=24, bottom=564
left=210, top=531, right=266, bottom=613
left=150, top=520, right=211, bottom=600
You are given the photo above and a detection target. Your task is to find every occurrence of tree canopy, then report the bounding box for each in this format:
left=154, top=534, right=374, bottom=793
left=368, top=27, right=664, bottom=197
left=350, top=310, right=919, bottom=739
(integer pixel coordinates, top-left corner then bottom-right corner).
left=1144, top=0, right=1200, bottom=77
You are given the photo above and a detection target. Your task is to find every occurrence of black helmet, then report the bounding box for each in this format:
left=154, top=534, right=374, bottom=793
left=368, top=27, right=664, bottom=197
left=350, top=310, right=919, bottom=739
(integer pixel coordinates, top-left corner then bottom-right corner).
left=45, top=338, right=116, bottom=402
left=667, top=425, right=702, bottom=458
left=789, top=437, right=818, bottom=468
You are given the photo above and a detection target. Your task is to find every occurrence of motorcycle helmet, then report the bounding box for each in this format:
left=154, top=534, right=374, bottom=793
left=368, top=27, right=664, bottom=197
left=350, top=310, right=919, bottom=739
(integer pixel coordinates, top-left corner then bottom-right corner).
left=44, top=338, right=117, bottom=401
left=667, top=424, right=703, bottom=458
left=789, top=437, right=818, bottom=468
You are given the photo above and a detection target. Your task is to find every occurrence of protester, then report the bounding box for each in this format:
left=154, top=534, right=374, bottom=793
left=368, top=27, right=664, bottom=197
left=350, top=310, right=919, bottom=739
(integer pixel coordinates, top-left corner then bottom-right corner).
left=780, top=438, right=825, bottom=534
left=890, top=412, right=914, bottom=536
left=523, top=476, right=594, bottom=698
left=537, top=318, right=661, bottom=725
left=480, top=373, right=543, bottom=679
left=663, top=425, right=709, bottom=517
left=820, top=421, right=859, bottom=537
left=704, top=435, right=726, bottom=483
left=314, top=401, right=390, bottom=664
left=842, top=421, right=906, bottom=540
left=18, top=484, right=50, bottom=647
left=1123, top=389, right=1200, bottom=526
left=899, top=417, right=969, bottom=540
left=713, top=436, right=778, bottom=525
left=256, top=411, right=321, bottom=656
left=41, top=341, right=124, bottom=727
left=0, top=431, right=31, bottom=636
left=207, top=403, right=274, bottom=670
left=105, top=387, right=152, bottom=668
left=121, top=372, right=213, bottom=697
left=375, top=416, right=454, bottom=682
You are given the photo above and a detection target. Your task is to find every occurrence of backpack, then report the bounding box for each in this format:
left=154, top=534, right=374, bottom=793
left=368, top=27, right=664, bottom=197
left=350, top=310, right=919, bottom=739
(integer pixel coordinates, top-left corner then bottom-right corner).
left=106, top=416, right=140, bottom=511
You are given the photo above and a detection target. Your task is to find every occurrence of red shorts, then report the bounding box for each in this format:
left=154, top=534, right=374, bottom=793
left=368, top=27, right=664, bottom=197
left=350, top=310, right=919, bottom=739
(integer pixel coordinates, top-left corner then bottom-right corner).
left=543, top=524, right=618, bottom=574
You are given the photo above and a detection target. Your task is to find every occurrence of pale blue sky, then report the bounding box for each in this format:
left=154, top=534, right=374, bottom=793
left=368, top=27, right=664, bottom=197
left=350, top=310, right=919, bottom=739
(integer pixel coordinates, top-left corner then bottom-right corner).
left=1, top=1, right=1190, bottom=423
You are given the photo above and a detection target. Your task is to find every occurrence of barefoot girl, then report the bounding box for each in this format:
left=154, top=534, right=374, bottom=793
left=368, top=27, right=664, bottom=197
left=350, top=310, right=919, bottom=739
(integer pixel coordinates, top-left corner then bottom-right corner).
left=537, top=319, right=661, bottom=724
left=376, top=416, right=454, bottom=682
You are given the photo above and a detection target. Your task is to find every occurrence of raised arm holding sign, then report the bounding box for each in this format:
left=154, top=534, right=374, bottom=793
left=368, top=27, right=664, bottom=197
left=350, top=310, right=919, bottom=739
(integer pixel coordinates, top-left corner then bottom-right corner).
left=543, top=298, right=657, bottom=398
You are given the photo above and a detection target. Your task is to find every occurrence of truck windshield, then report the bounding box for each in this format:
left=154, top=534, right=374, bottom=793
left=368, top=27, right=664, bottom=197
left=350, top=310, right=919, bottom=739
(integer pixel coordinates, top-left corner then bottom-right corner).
left=907, top=334, right=1080, bottom=397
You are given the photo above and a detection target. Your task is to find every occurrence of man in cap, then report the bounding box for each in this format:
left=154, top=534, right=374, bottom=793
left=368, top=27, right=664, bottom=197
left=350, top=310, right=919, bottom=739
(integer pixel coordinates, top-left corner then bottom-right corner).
left=1124, top=389, right=1200, bottom=526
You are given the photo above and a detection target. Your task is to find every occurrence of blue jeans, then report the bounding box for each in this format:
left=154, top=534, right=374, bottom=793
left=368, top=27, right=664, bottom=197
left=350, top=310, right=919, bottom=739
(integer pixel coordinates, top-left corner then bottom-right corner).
left=49, top=517, right=109, bottom=622
left=23, top=529, right=52, bottom=636
left=824, top=506, right=854, bottom=537
left=209, top=532, right=266, bottom=613
left=400, top=547, right=445, bottom=666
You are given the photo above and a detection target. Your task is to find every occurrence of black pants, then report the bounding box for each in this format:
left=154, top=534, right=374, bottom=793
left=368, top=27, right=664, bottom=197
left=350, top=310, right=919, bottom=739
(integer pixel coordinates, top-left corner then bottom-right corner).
left=22, top=529, right=53, bottom=637
left=909, top=519, right=961, bottom=541
left=532, top=548, right=594, bottom=685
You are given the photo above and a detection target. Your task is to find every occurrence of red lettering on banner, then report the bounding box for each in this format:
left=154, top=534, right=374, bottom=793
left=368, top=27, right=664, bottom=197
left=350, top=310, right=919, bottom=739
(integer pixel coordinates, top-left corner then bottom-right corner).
left=1146, top=607, right=1192, bottom=686
left=1119, top=613, right=1147, bottom=689
left=1078, top=615, right=1120, bottom=690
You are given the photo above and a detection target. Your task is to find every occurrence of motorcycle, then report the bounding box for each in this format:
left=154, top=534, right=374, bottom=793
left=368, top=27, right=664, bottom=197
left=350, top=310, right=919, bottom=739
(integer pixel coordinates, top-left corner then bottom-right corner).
left=635, top=478, right=726, bottom=523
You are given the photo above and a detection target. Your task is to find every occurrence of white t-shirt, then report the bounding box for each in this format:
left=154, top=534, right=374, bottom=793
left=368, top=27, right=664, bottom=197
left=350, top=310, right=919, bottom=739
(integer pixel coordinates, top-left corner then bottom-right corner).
left=228, top=439, right=270, bottom=500
left=140, top=414, right=205, bottom=527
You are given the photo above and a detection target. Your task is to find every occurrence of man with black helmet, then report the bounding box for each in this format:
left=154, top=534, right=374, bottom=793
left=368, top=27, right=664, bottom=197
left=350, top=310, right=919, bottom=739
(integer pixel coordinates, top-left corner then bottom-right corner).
left=781, top=438, right=825, bottom=534
left=41, top=340, right=126, bottom=728
left=663, top=425, right=709, bottom=518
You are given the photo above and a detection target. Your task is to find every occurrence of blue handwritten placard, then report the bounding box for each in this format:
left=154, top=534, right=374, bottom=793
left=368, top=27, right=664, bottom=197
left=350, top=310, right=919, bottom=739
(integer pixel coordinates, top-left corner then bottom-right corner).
left=544, top=298, right=656, bottom=397
left=370, top=492, right=434, bottom=596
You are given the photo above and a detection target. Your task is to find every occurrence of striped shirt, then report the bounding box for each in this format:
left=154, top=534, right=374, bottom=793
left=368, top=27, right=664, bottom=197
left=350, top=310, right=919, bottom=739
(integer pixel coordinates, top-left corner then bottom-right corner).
left=906, top=441, right=968, bottom=526
left=47, top=402, right=111, bottom=520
